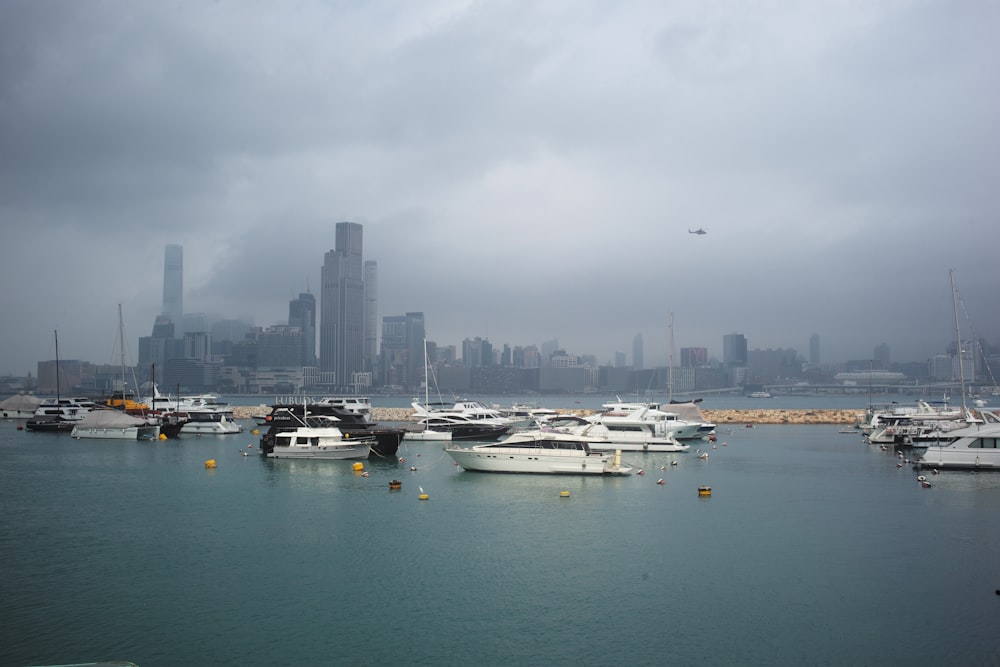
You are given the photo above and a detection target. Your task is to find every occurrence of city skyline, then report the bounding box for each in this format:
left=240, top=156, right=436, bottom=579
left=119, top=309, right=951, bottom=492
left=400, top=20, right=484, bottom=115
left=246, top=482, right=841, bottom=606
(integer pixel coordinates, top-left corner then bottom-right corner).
left=1, top=3, right=998, bottom=376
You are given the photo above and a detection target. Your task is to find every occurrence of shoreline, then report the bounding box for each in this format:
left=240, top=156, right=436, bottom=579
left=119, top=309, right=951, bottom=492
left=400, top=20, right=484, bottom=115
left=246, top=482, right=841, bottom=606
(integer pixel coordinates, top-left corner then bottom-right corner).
left=233, top=406, right=865, bottom=425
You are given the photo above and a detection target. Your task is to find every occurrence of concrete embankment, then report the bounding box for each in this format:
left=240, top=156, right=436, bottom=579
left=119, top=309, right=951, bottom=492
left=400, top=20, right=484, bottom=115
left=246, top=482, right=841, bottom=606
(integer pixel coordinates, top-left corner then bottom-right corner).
left=232, top=405, right=864, bottom=425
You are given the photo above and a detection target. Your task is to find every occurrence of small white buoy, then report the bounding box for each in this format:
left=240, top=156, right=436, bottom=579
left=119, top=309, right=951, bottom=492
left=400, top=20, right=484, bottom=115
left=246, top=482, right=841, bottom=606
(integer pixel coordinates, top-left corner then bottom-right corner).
left=917, top=475, right=927, bottom=482
left=637, top=469, right=645, bottom=475
left=656, top=479, right=664, bottom=485
left=410, top=466, right=417, bottom=471
left=671, top=460, right=678, bottom=466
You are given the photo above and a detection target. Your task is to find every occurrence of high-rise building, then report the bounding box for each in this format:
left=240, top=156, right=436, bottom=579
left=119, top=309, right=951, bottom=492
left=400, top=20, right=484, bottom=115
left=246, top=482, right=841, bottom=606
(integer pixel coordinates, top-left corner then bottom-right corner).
left=873, top=342, right=890, bottom=369
left=723, top=333, right=748, bottom=367
left=632, top=333, right=644, bottom=370
left=257, top=325, right=304, bottom=369
left=364, top=261, right=378, bottom=375
left=379, top=315, right=407, bottom=388
left=288, top=292, right=316, bottom=367
left=405, top=312, right=425, bottom=388
left=809, top=334, right=820, bottom=365
left=320, top=222, right=365, bottom=388
left=680, top=347, right=708, bottom=368
left=162, top=244, right=183, bottom=327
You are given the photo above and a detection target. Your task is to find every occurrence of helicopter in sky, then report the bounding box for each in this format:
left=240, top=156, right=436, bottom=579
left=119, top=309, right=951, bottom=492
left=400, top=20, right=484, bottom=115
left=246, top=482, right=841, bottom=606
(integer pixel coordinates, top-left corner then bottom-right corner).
left=688, top=228, right=707, bottom=235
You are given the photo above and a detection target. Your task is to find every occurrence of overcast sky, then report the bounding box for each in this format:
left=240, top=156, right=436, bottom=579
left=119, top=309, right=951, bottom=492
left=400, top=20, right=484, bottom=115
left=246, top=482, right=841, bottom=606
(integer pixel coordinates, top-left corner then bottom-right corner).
left=1, top=0, right=998, bottom=377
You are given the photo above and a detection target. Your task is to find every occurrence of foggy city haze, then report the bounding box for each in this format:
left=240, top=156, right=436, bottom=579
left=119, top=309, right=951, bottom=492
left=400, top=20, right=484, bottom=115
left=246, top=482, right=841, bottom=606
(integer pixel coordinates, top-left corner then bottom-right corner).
left=1, top=2, right=998, bottom=377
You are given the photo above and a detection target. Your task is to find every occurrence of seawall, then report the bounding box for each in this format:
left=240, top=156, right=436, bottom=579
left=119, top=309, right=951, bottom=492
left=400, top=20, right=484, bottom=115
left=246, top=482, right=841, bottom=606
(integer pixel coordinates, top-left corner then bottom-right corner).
left=232, top=406, right=865, bottom=425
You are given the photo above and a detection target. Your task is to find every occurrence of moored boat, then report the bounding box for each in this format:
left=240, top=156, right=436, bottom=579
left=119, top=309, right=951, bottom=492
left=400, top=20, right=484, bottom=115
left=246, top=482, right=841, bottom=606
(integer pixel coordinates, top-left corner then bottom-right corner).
left=265, top=415, right=373, bottom=460
left=446, top=431, right=632, bottom=475
left=258, top=402, right=402, bottom=459
left=0, top=392, right=42, bottom=419
left=918, top=422, right=1000, bottom=470
left=70, top=408, right=160, bottom=440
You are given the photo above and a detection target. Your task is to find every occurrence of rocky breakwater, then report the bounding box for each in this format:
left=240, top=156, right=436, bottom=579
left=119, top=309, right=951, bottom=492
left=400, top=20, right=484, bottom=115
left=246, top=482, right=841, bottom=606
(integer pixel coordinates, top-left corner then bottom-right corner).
left=233, top=406, right=863, bottom=425
left=702, top=409, right=863, bottom=425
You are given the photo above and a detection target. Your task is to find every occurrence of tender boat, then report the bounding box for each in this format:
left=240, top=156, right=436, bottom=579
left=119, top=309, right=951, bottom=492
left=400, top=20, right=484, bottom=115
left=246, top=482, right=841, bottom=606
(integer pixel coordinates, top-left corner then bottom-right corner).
left=266, top=415, right=373, bottom=460
left=403, top=426, right=453, bottom=441
left=918, top=422, right=1000, bottom=470
left=445, top=431, right=632, bottom=475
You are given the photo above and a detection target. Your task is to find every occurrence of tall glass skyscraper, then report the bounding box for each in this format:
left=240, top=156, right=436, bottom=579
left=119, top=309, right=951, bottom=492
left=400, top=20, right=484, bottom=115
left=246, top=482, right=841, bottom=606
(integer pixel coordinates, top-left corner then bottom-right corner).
left=364, top=260, right=378, bottom=375
left=162, top=244, right=183, bottom=326
left=288, top=292, right=316, bottom=367
left=320, top=222, right=365, bottom=388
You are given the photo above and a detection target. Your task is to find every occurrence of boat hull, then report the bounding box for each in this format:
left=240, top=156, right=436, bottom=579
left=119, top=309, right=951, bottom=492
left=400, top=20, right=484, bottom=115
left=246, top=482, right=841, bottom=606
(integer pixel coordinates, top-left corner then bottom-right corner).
left=266, top=443, right=371, bottom=460
left=181, top=418, right=243, bottom=435
left=919, top=448, right=1000, bottom=469
left=71, top=425, right=160, bottom=440
left=446, top=447, right=629, bottom=475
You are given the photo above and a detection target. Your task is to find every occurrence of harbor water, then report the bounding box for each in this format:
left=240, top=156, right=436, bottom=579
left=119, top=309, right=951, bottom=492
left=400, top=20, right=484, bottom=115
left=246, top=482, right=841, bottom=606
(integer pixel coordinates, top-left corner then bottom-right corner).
left=2, top=414, right=999, bottom=666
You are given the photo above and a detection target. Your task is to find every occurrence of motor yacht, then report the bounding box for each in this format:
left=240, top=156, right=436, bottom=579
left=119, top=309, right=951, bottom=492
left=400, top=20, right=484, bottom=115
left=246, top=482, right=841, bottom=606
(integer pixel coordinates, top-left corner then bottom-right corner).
left=918, top=422, right=1000, bottom=470
left=265, top=415, right=373, bottom=460
left=445, top=431, right=632, bottom=475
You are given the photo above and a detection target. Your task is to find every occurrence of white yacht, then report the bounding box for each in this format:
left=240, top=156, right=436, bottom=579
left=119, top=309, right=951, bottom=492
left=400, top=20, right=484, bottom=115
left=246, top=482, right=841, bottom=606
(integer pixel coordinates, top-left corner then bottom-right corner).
left=587, top=400, right=704, bottom=442
left=413, top=413, right=510, bottom=441
left=918, top=422, right=1000, bottom=470
left=445, top=431, right=632, bottom=475
left=411, top=398, right=513, bottom=427
left=266, top=415, right=372, bottom=460
left=543, top=415, right=689, bottom=452
left=25, top=398, right=98, bottom=433
left=312, top=396, right=372, bottom=423
left=71, top=409, right=160, bottom=440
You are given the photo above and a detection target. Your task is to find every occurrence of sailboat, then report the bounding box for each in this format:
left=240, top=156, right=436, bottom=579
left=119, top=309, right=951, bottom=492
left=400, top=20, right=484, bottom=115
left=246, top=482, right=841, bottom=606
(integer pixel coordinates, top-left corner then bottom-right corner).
left=71, top=306, right=160, bottom=440
left=26, top=331, right=96, bottom=432
left=405, top=339, right=454, bottom=441
left=916, top=271, right=1000, bottom=468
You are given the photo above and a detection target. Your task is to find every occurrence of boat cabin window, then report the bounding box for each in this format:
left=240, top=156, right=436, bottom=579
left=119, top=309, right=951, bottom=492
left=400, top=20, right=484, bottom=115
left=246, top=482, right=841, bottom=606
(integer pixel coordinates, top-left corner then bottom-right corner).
left=969, top=438, right=999, bottom=449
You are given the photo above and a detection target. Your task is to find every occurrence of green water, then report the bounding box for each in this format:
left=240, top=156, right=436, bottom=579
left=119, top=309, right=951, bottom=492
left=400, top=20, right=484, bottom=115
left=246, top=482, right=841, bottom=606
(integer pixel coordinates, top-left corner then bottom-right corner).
left=2, top=421, right=999, bottom=666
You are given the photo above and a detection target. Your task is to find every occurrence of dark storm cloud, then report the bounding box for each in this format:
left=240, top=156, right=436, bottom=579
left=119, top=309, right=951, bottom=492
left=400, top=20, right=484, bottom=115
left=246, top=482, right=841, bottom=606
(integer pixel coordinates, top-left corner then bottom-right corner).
left=0, top=0, right=998, bottom=375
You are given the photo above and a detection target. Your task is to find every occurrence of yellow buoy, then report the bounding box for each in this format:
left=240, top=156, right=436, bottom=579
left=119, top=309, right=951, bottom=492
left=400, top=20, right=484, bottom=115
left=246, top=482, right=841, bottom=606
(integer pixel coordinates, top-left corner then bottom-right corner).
left=251, top=428, right=259, bottom=435
left=698, top=485, right=711, bottom=496
left=158, top=433, right=167, bottom=440
left=204, top=459, right=217, bottom=469
left=559, top=491, right=570, bottom=497
left=418, top=493, right=429, bottom=500
left=352, top=461, right=365, bottom=472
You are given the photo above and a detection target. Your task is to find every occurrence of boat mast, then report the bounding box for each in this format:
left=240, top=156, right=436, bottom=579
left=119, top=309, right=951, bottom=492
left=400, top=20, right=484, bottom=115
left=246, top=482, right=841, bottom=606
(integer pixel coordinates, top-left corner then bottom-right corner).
left=54, top=330, right=61, bottom=403
left=118, top=303, right=127, bottom=397
left=668, top=312, right=674, bottom=403
left=424, top=338, right=429, bottom=407
left=950, top=269, right=969, bottom=417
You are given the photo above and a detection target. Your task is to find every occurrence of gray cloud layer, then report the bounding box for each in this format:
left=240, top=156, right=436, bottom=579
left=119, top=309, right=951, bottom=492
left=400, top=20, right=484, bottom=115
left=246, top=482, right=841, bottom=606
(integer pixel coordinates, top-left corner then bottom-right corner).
left=1, top=1, right=997, bottom=375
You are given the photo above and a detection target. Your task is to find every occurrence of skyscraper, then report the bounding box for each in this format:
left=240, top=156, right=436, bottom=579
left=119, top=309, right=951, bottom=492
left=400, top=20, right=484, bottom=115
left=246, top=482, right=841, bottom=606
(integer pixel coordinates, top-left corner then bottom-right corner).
left=632, top=333, right=644, bottom=370
left=162, top=244, right=183, bottom=327
left=405, top=312, right=425, bottom=389
left=288, top=292, right=316, bottom=367
left=723, top=333, right=748, bottom=367
left=320, top=222, right=365, bottom=388
left=364, top=260, right=378, bottom=375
